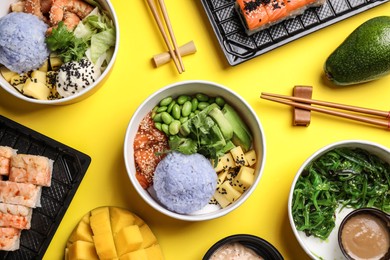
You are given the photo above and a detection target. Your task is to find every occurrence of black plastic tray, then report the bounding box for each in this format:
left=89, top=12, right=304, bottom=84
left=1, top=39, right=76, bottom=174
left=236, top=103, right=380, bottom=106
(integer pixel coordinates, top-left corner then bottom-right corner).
left=0, top=115, right=91, bottom=259
left=200, top=0, right=389, bottom=65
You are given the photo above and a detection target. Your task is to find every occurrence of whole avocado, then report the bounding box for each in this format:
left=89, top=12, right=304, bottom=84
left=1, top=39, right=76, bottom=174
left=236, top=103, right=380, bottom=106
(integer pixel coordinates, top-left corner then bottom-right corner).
left=324, top=16, right=390, bottom=86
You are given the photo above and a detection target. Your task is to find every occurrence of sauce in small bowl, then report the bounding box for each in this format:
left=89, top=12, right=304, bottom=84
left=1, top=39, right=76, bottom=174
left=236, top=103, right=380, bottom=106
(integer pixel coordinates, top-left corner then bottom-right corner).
left=338, top=208, right=390, bottom=260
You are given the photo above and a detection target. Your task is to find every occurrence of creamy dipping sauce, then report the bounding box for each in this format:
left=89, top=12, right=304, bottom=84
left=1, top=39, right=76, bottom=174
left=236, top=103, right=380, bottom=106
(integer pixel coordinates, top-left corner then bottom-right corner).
left=210, top=242, right=264, bottom=260
left=341, top=213, right=390, bottom=260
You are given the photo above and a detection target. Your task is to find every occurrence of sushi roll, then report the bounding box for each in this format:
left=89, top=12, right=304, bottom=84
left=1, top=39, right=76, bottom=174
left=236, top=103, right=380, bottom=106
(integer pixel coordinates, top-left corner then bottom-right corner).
left=0, top=181, right=42, bottom=208
left=0, top=146, right=17, bottom=176
left=236, top=0, right=326, bottom=35
left=0, top=227, right=21, bottom=251
left=9, top=154, right=53, bottom=187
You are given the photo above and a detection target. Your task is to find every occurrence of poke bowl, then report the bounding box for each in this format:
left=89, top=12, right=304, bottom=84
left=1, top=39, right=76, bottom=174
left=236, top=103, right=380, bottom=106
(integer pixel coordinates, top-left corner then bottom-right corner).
left=123, top=80, right=266, bottom=221
left=288, top=140, right=390, bottom=259
left=0, top=0, right=119, bottom=105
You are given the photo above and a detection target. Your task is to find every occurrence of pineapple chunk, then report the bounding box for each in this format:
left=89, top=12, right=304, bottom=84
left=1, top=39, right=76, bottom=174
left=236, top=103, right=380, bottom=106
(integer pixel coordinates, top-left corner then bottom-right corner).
left=216, top=170, right=228, bottom=188
left=22, top=78, right=50, bottom=100
left=31, top=70, right=47, bottom=84
left=10, top=74, right=27, bottom=86
left=232, top=166, right=255, bottom=193
left=38, top=60, right=49, bottom=72
left=214, top=152, right=236, bottom=172
left=230, top=146, right=248, bottom=166
left=110, top=207, right=136, bottom=234
left=244, top=149, right=257, bottom=166
left=218, top=181, right=242, bottom=203
left=0, top=67, right=17, bottom=82
left=213, top=190, right=231, bottom=208
left=68, top=240, right=99, bottom=260
left=139, top=224, right=157, bottom=248
left=93, top=231, right=117, bottom=259
left=114, top=225, right=143, bottom=256
left=50, top=55, right=63, bottom=71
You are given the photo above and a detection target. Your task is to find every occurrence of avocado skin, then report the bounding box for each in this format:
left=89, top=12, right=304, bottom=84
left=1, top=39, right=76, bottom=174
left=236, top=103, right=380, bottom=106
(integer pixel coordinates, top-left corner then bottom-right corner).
left=324, top=16, right=390, bottom=86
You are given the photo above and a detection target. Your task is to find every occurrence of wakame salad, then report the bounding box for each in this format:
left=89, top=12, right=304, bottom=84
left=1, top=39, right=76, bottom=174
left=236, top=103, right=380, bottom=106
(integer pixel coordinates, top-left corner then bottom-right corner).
left=291, top=147, right=390, bottom=240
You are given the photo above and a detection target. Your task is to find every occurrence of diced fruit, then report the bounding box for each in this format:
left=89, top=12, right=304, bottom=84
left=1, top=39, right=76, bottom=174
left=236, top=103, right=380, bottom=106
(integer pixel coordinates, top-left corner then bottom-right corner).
left=232, top=166, right=255, bottom=193
left=31, top=70, right=46, bottom=84
left=218, top=181, right=242, bottom=203
left=65, top=207, right=162, bottom=260
left=22, top=78, right=50, bottom=100
left=213, top=190, right=231, bottom=208
left=90, top=207, right=112, bottom=235
left=38, top=60, right=49, bottom=72
left=230, top=146, right=248, bottom=166
left=0, top=67, right=17, bottom=82
left=214, top=152, right=235, bottom=172
left=244, top=149, right=257, bottom=166
left=49, top=55, right=63, bottom=71
left=10, top=74, right=27, bottom=86
left=110, top=207, right=136, bottom=234
left=217, top=170, right=228, bottom=188
left=68, top=240, right=99, bottom=260
left=114, top=225, right=143, bottom=256
left=93, top=232, right=117, bottom=259
left=139, top=224, right=157, bottom=248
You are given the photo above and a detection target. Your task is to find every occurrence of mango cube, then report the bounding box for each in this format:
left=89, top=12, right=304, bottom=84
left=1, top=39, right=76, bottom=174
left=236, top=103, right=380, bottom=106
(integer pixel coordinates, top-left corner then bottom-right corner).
left=244, top=150, right=257, bottom=166
left=145, top=244, right=164, bottom=260
left=213, top=190, right=231, bottom=208
left=68, top=240, right=99, bottom=260
left=218, top=181, right=242, bottom=203
left=119, top=249, right=148, bottom=260
left=0, top=67, right=17, bottom=82
left=214, top=153, right=236, bottom=172
left=93, top=232, right=117, bottom=259
left=22, top=78, right=50, bottom=100
left=232, top=166, right=255, bottom=193
left=140, top=224, right=157, bottom=248
left=114, top=225, right=143, bottom=256
left=68, top=220, right=94, bottom=243
left=90, top=207, right=112, bottom=235
left=110, top=207, right=136, bottom=234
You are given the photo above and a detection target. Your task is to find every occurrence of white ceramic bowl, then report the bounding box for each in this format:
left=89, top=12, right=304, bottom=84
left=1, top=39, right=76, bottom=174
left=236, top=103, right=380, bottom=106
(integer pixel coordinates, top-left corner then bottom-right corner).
left=288, top=140, right=390, bottom=259
left=0, top=0, right=119, bottom=105
left=123, top=80, right=266, bottom=221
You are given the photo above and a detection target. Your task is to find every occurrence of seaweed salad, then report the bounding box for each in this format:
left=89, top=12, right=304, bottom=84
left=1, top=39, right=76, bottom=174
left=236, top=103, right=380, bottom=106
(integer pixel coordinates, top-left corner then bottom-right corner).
left=291, top=147, right=390, bottom=240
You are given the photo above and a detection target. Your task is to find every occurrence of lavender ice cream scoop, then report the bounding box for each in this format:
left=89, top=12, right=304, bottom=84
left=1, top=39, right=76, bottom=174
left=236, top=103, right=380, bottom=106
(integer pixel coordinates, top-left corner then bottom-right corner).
left=0, top=12, right=49, bottom=74
left=153, top=152, right=217, bottom=214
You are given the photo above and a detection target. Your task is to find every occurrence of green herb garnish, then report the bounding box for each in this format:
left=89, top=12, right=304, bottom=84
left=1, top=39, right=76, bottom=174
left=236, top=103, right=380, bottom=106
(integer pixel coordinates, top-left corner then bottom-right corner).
left=292, top=147, right=390, bottom=240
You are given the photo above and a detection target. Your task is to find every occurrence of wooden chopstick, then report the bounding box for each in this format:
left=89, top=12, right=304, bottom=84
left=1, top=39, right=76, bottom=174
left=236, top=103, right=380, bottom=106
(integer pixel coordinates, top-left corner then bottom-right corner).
left=262, top=92, right=390, bottom=118
left=157, top=0, right=185, bottom=72
left=146, top=0, right=183, bottom=73
left=260, top=93, right=390, bottom=129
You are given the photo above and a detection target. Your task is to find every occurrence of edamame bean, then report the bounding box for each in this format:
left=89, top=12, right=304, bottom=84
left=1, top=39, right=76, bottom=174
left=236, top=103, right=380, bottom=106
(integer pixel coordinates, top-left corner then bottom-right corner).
left=169, top=120, right=181, bottom=135
left=156, top=106, right=167, bottom=113
left=215, top=97, right=225, bottom=107
left=154, top=122, right=162, bottom=131
left=196, top=93, right=209, bottom=102
left=160, top=96, right=173, bottom=107
left=179, top=117, right=188, bottom=123
left=191, top=98, right=198, bottom=111
left=182, top=101, right=192, bottom=117
left=189, top=112, right=195, bottom=118
left=167, top=100, right=176, bottom=113
left=177, top=95, right=189, bottom=105
left=161, top=124, right=169, bottom=135
left=172, top=104, right=181, bottom=119
left=198, top=101, right=209, bottom=110
left=161, top=112, right=172, bottom=124
left=153, top=113, right=162, bottom=122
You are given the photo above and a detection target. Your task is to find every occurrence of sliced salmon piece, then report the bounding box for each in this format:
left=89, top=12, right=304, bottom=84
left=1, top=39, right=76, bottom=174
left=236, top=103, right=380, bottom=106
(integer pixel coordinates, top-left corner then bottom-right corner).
left=264, top=0, right=288, bottom=22
left=236, top=0, right=270, bottom=30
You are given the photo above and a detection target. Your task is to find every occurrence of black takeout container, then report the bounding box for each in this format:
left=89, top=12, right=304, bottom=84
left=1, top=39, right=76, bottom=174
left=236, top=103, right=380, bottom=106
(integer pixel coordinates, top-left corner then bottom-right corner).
left=0, top=115, right=91, bottom=259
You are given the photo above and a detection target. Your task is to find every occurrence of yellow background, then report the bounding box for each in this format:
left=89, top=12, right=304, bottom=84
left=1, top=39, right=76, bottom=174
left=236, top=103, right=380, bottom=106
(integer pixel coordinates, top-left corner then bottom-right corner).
left=1, top=1, right=390, bottom=259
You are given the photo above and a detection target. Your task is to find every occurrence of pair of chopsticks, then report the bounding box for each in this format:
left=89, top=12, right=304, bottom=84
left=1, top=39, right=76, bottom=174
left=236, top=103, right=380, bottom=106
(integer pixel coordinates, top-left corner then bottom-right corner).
left=260, top=92, right=390, bottom=129
left=146, top=0, right=185, bottom=73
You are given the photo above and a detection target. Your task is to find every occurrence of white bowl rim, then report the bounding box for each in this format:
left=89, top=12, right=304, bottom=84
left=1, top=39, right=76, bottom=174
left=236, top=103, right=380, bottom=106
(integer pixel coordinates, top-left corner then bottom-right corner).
left=0, top=0, right=120, bottom=105
left=123, top=79, right=267, bottom=221
left=287, top=139, right=390, bottom=258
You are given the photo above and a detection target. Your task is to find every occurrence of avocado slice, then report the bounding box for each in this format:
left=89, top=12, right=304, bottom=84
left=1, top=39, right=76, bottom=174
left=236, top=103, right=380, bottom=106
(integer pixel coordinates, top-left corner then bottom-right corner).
left=222, top=104, right=252, bottom=152
left=324, top=16, right=390, bottom=86
left=208, top=107, right=233, bottom=140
